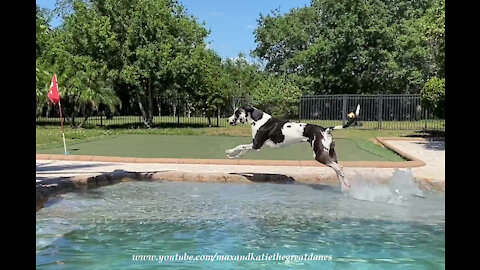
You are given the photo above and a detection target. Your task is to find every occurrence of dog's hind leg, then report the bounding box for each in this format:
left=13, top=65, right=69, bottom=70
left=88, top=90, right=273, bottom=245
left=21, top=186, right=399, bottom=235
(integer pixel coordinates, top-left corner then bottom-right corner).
left=313, top=146, right=350, bottom=191
left=326, top=161, right=350, bottom=192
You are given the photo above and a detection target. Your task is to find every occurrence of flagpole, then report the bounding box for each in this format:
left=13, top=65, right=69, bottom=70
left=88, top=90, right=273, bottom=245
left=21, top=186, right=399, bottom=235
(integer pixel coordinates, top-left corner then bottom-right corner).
left=48, top=74, right=67, bottom=155
left=58, top=99, right=67, bottom=155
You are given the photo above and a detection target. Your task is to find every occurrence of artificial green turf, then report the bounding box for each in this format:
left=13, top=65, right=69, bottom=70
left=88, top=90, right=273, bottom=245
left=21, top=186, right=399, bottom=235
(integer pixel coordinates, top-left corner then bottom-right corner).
left=36, top=134, right=404, bottom=161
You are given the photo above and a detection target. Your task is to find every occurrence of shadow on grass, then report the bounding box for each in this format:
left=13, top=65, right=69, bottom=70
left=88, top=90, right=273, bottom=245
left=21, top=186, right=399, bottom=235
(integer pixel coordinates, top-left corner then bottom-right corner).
left=405, top=130, right=445, bottom=138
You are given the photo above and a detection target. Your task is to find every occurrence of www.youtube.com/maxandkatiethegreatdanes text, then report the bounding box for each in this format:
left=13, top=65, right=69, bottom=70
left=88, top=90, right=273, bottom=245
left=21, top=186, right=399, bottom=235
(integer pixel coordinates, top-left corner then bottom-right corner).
left=132, top=253, right=333, bottom=263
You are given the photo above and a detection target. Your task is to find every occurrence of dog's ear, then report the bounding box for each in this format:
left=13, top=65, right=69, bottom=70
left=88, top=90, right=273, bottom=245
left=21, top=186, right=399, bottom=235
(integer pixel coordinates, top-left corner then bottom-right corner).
left=251, top=109, right=263, bottom=121
left=241, top=105, right=254, bottom=112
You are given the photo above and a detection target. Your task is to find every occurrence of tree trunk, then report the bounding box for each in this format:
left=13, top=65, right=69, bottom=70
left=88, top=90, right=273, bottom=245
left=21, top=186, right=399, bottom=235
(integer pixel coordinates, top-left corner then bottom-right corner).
left=173, top=100, right=177, bottom=117
left=74, top=104, right=83, bottom=128
left=70, top=95, right=82, bottom=127
left=186, top=101, right=192, bottom=117
left=46, top=103, right=52, bottom=118
left=156, top=96, right=162, bottom=117
left=147, top=79, right=153, bottom=126
left=70, top=109, right=75, bottom=127
left=78, top=105, right=86, bottom=128
left=135, top=87, right=151, bottom=128
left=172, top=87, right=177, bottom=117
left=78, top=105, right=94, bottom=128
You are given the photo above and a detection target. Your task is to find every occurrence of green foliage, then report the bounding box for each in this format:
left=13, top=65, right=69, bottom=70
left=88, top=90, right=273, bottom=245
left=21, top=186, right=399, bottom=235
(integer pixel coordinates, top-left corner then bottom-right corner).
left=78, top=0, right=224, bottom=127
left=423, top=0, right=445, bottom=77
left=36, top=0, right=445, bottom=126
left=37, top=0, right=220, bottom=127
left=421, top=77, right=444, bottom=118
left=36, top=5, right=51, bottom=58
left=36, top=5, right=54, bottom=116
left=253, top=0, right=444, bottom=95
left=40, top=2, right=120, bottom=127
left=187, top=49, right=232, bottom=120
left=222, top=53, right=262, bottom=98
left=36, top=62, right=51, bottom=117
left=251, top=75, right=302, bottom=118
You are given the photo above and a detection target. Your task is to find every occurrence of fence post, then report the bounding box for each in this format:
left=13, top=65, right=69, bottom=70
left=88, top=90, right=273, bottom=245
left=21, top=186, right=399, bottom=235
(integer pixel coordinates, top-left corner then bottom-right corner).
left=425, top=109, right=428, bottom=130
left=378, top=97, right=382, bottom=130
left=342, top=95, right=347, bottom=126
left=298, top=97, right=302, bottom=121
left=100, top=114, right=103, bottom=126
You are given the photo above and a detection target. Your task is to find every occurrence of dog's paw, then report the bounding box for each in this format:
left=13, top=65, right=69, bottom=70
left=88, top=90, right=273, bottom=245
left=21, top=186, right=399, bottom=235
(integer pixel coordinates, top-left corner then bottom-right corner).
left=340, top=180, right=351, bottom=192
left=226, top=152, right=241, bottom=159
left=226, top=150, right=236, bottom=159
left=226, top=148, right=241, bottom=156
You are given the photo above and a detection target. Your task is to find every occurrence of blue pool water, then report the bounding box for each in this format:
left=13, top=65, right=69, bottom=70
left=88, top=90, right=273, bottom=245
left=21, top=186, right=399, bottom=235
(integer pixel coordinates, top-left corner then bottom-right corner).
left=36, top=171, right=445, bottom=269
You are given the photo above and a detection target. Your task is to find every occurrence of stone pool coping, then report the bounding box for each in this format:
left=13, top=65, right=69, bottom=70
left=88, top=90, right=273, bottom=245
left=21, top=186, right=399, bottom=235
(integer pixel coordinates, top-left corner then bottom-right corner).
left=36, top=137, right=426, bottom=168
left=36, top=137, right=443, bottom=212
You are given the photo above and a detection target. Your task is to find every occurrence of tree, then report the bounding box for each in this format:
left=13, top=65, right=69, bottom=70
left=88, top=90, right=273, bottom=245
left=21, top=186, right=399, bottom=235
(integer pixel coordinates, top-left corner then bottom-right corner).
left=251, top=75, right=302, bottom=118
left=253, top=0, right=443, bottom=95
left=38, top=0, right=237, bottom=128
left=36, top=5, right=54, bottom=117
left=423, top=0, right=445, bottom=77
left=42, top=45, right=120, bottom=127
left=40, top=1, right=120, bottom=127
left=421, top=77, right=444, bottom=119
left=187, top=49, right=235, bottom=126
left=75, top=0, right=212, bottom=127
left=222, top=53, right=262, bottom=98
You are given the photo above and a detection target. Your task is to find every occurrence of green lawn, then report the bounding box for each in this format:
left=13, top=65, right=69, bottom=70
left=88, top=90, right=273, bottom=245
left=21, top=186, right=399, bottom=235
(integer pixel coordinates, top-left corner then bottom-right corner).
left=36, top=126, right=415, bottom=161
left=36, top=134, right=405, bottom=161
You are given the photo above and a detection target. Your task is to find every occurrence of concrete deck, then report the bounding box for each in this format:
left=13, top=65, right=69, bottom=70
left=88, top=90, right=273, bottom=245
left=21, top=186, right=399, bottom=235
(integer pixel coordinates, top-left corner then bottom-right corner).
left=384, top=139, right=445, bottom=183
left=36, top=137, right=445, bottom=211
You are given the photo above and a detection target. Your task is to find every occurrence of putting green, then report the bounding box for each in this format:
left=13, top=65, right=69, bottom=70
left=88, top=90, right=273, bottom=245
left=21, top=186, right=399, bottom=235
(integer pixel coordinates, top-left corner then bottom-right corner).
left=36, top=134, right=404, bottom=161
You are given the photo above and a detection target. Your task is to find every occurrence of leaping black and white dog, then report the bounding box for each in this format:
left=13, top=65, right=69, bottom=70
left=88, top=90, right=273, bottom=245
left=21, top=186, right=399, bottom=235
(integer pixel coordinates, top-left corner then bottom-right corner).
left=226, top=105, right=360, bottom=191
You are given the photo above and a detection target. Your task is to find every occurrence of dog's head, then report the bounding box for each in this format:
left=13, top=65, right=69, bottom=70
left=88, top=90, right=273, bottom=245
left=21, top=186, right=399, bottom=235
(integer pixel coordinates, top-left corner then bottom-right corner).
left=229, top=105, right=264, bottom=125
left=228, top=106, right=249, bottom=126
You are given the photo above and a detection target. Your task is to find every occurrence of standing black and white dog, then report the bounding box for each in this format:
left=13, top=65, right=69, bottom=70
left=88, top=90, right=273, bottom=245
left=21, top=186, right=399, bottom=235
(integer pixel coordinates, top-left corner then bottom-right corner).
left=226, top=105, right=360, bottom=191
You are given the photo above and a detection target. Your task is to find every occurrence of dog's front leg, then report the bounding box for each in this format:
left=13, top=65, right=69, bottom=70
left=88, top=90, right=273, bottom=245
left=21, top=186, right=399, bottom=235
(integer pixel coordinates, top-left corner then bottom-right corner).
left=226, top=143, right=253, bottom=159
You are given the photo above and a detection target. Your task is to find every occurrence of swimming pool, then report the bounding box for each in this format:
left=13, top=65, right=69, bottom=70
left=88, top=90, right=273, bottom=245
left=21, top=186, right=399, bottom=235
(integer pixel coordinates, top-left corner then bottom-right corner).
left=36, top=171, right=444, bottom=269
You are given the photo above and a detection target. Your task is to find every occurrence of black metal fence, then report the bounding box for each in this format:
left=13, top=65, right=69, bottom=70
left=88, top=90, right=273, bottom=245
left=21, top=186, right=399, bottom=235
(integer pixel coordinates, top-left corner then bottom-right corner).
left=299, top=95, right=444, bottom=130
left=36, top=94, right=445, bottom=130
left=36, top=98, right=236, bottom=128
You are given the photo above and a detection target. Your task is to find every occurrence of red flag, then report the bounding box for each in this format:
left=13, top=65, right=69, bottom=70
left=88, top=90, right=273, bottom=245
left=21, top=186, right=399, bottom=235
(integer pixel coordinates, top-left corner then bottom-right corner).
left=48, top=74, right=60, bottom=104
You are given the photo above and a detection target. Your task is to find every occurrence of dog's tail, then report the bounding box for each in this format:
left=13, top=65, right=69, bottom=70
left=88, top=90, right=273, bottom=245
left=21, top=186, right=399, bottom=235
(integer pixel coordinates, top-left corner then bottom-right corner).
left=327, top=104, right=360, bottom=132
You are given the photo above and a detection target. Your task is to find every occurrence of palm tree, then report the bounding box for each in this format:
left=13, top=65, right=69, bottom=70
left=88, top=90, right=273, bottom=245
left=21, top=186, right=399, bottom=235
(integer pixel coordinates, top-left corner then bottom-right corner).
left=56, top=66, right=120, bottom=127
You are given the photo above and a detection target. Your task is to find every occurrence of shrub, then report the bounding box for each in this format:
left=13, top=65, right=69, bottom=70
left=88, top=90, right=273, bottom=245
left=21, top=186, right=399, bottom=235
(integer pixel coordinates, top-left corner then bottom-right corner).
left=251, top=75, right=302, bottom=118
left=421, top=77, right=445, bottom=119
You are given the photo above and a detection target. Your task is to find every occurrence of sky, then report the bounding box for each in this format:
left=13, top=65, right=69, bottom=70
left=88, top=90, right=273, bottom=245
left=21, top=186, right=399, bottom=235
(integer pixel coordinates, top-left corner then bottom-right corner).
left=36, top=0, right=311, bottom=61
